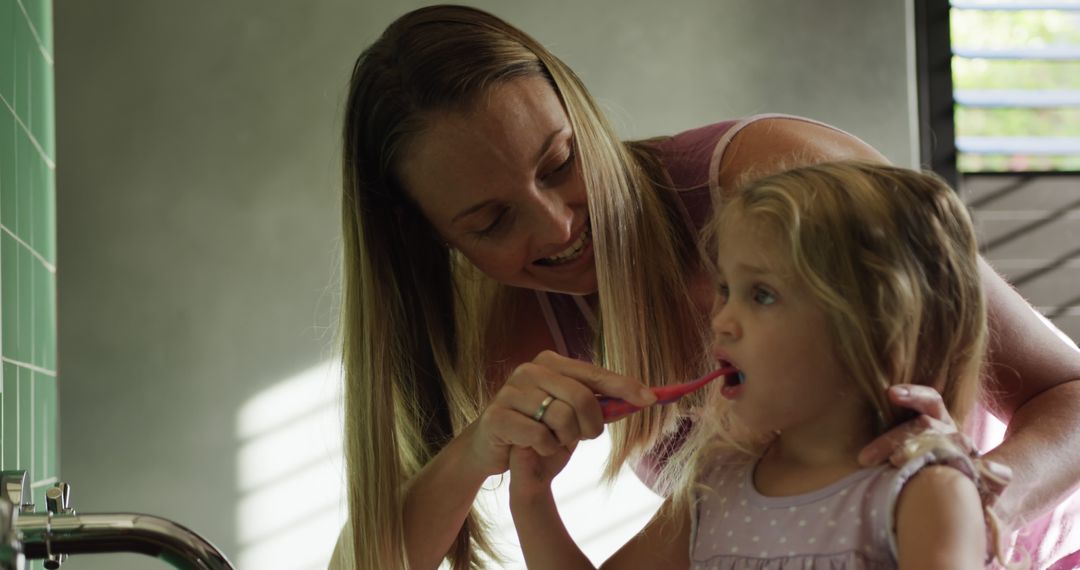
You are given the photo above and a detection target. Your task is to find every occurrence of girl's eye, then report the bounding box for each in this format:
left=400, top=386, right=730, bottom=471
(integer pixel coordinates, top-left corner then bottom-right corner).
left=716, top=284, right=730, bottom=303
left=753, top=286, right=777, bottom=306
left=539, top=144, right=575, bottom=182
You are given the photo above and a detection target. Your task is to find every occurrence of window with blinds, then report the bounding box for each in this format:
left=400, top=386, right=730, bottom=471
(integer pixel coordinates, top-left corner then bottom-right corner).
left=950, top=1, right=1080, bottom=172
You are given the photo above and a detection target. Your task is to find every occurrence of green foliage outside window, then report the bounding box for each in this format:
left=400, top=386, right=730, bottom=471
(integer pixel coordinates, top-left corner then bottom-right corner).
left=951, top=6, right=1080, bottom=171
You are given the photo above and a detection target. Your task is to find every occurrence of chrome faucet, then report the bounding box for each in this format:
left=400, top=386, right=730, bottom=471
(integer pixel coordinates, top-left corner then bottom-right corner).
left=0, top=471, right=234, bottom=570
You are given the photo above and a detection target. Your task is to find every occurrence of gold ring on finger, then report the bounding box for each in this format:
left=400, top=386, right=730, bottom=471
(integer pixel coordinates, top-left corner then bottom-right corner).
left=533, top=395, right=556, bottom=422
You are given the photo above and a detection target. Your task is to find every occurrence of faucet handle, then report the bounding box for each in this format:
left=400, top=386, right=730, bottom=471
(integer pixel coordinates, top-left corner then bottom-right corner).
left=44, top=484, right=73, bottom=515
left=43, top=483, right=73, bottom=570
left=0, top=472, right=33, bottom=514
left=0, top=497, right=25, bottom=570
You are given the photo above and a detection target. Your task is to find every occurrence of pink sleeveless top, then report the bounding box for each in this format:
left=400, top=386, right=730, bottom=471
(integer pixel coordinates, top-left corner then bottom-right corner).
left=535, top=114, right=1080, bottom=569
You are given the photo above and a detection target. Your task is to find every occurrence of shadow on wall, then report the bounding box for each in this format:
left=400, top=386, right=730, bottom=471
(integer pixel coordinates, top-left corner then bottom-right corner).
left=964, top=173, right=1080, bottom=344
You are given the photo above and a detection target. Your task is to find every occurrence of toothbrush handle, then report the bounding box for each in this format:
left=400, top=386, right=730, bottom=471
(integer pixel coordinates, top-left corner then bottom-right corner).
left=597, top=396, right=642, bottom=422
left=597, top=368, right=734, bottom=422
left=597, top=393, right=682, bottom=422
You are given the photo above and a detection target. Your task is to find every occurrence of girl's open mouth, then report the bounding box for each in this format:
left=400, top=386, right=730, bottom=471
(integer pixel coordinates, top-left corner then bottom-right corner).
left=719, top=360, right=745, bottom=400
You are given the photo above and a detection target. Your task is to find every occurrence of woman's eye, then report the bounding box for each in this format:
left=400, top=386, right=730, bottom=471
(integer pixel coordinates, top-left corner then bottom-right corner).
left=474, top=210, right=508, bottom=238
left=540, top=144, right=575, bottom=182
left=753, top=286, right=777, bottom=305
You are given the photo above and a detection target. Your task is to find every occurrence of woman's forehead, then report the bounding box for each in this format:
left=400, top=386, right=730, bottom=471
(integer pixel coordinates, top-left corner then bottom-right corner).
left=395, top=76, right=572, bottom=218
left=412, top=78, right=564, bottom=157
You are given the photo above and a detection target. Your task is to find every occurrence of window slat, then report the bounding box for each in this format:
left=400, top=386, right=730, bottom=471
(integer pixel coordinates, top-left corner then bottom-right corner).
left=957, top=136, right=1080, bottom=155
left=953, top=46, right=1080, bottom=60
left=951, top=2, right=1080, bottom=11
left=955, top=89, right=1080, bottom=107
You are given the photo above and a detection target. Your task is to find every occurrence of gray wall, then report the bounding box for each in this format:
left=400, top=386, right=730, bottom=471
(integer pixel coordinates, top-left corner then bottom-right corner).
left=54, top=1, right=916, bottom=568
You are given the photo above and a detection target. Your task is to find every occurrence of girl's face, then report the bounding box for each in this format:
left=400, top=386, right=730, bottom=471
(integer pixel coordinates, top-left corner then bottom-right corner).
left=397, top=75, right=596, bottom=295
left=708, top=215, right=864, bottom=439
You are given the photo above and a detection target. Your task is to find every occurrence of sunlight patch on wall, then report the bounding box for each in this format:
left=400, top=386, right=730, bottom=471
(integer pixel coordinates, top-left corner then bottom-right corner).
left=236, top=360, right=346, bottom=570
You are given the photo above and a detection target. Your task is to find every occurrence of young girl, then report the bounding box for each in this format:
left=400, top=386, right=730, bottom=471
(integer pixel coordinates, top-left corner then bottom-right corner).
left=509, top=161, right=1011, bottom=569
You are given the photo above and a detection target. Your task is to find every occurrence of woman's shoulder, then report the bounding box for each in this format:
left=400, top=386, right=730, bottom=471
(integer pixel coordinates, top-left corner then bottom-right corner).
left=642, top=120, right=742, bottom=194
left=712, top=114, right=889, bottom=193
left=658, top=114, right=861, bottom=156
left=642, top=114, right=887, bottom=195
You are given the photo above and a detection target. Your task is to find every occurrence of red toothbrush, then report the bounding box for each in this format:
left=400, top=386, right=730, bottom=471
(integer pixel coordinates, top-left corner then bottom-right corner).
left=598, top=366, right=738, bottom=422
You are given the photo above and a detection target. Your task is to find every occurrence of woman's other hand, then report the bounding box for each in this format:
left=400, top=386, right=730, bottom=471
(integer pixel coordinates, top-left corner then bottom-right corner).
left=465, top=350, right=656, bottom=478
left=857, top=384, right=1013, bottom=506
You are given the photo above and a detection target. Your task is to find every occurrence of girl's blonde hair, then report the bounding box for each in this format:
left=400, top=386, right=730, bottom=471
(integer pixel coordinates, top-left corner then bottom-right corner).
left=340, top=5, right=705, bottom=567
left=667, top=161, right=1007, bottom=561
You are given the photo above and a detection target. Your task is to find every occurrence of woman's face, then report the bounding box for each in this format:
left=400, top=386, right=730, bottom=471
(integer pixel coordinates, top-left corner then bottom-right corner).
left=397, top=75, right=596, bottom=295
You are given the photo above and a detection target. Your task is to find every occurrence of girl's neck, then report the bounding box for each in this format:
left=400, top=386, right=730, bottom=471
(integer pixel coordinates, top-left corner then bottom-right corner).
left=752, top=412, right=878, bottom=497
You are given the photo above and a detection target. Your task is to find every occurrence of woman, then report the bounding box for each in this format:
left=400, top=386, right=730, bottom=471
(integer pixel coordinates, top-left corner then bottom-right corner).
left=333, top=5, right=1080, bottom=569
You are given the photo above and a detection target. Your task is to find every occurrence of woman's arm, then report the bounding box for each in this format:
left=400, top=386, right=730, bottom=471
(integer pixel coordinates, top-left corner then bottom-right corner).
left=401, top=422, right=500, bottom=569
left=974, top=258, right=1080, bottom=526
left=855, top=259, right=1080, bottom=529
left=896, top=465, right=987, bottom=570
left=328, top=425, right=497, bottom=570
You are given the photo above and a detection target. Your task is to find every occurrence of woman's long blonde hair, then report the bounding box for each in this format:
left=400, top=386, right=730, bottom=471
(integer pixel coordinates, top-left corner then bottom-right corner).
left=340, top=5, right=705, bottom=567
left=667, top=161, right=1005, bottom=560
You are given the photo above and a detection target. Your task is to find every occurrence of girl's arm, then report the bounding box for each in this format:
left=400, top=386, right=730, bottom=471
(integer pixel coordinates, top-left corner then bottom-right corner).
left=508, top=445, right=595, bottom=570
left=721, top=116, right=1080, bottom=526
left=601, top=498, right=691, bottom=570
left=508, top=445, right=691, bottom=570
left=895, top=465, right=987, bottom=570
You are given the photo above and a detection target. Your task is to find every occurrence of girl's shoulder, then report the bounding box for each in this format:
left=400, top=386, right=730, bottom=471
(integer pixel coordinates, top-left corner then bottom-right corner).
left=879, top=447, right=985, bottom=566
left=873, top=446, right=980, bottom=525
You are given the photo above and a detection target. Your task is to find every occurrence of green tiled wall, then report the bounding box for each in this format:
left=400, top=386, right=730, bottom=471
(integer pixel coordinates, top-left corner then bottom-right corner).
left=0, top=0, right=59, bottom=532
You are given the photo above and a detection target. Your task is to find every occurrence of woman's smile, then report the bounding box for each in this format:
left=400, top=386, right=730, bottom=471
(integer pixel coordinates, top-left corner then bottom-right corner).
left=534, top=224, right=592, bottom=267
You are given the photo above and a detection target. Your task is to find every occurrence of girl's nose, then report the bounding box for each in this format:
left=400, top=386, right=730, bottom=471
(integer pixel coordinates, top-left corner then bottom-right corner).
left=710, top=305, right=741, bottom=341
